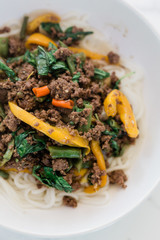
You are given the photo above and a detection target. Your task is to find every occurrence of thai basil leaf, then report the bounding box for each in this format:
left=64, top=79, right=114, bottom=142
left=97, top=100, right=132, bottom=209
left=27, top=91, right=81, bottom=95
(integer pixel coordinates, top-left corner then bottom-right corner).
left=24, top=50, right=37, bottom=67
left=107, top=118, right=121, bottom=133
left=41, top=22, right=63, bottom=34
left=51, top=61, right=68, bottom=73
left=72, top=72, right=81, bottom=82
left=93, top=68, right=110, bottom=80
left=15, top=131, right=45, bottom=158
left=60, top=26, right=93, bottom=41
left=67, top=55, right=76, bottom=75
left=82, top=160, right=92, bottom=169
left=0, top=60, right=19, bottom=82
left=110, top=139, right=120, bottom=156
left=103, top=129, right=118, bottom=138
left=36, top=46, right=50, bottom=75
left=32, top=165, right=73, bottom=193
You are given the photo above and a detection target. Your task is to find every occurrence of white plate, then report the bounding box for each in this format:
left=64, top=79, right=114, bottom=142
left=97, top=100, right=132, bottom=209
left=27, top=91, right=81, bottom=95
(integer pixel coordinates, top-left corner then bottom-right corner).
left=0, top=0, right=160, bottom=238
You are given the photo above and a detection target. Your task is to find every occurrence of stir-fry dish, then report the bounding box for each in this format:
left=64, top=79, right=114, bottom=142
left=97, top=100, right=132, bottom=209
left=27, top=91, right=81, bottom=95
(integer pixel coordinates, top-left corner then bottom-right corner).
left=0, top=12, right=139, bottom=208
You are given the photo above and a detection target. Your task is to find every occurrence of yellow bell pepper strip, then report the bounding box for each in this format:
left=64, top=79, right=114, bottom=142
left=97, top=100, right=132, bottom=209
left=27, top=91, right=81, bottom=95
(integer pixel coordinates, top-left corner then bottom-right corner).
left=25, top=33, right=57, bottom=49
left=69, top=47, right=109, bottom=63
left=25, top=33, right=109, bottom=63
left=9, top=102, right=90, bottom=154
left=27, top=13, right=61, bottom=34
left=84, top=140, right=107, bottom=194
left=74, top=168, right=87, bottom=177
left=104, top=89, right=139, bottom=138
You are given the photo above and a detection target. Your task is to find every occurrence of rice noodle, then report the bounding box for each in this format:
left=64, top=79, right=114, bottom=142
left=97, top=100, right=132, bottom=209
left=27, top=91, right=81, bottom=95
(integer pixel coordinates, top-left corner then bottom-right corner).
left=0, top=12, right=145, bottom=209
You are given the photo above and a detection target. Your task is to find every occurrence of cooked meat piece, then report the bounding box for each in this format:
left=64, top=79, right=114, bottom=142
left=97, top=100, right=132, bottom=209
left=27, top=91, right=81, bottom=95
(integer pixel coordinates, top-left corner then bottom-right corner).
left=3, top=110, right=20, bottom=132
left=9, top=36, right=26, bottom=56
left=63, top=196, right=77, bottom=208
left=0, top=26, right=10, bottom=34
left=83, top=59, right=94, bottom=78
left=108, top=170, right=128, bottom=188
left=108, top=51, right=120, bottom=64
left=52, top=159, right=69, bottom=174
left=54, top=47, right=72, bottom=61
left=89, top=163, right=105, bottom=186
left=18, top=63, right=35, bottom=81
left=0, top=88, right=8, bottom=103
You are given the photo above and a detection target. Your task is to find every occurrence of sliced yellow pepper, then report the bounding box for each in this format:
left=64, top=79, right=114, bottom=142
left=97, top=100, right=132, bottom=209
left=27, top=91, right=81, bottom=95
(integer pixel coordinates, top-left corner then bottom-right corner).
left=27, top=13, right=61, bottom=34
left=9, top=102, right=90, bottom=154
left=69, top=47, right=109, bottom=63
left=104, top=89, right=139, bottom=138
left=84, top=140, right=107, bottom=194
left=74, top=168, right=87, bottom=177
left=25, top=33, right=109, bottom=63
left=25, top=33, right=57, bottom=48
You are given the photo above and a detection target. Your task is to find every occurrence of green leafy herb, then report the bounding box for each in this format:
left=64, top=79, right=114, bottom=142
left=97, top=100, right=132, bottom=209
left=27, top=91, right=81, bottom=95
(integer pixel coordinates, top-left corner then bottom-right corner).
left=58, top=40, right=68, bottom=48
left=110, top=139, right=120, bottom=156
left=32, top=165, right=73, bottom=192
left=67, top=55, right=76, bottom=75
left=103, top=129, right=117, bottom=138
left=72, top=72, right=81, bottom=82
left=15, top=131, right=45, bottom=158
left=60, top=26, right=93, bottom=41
left=0, top=138, right=14, bottom=167
left=82, top=160, right=92, bottom=169
left=51, top=61, right=68, bottom=73
left=0, top=60, right=20, bottom=82
left=93, top=68, right=110, bottom=80
left=48, top=146, right=82, bottom=159
left=107, top=118, right=121, bottom=133
left=48, top=42, right=57, bottom=51
left=0, top=170, right=9, bottom=179
left=113, top=71, right=135, bottom=89
left=24, top=50, right=37, bottom=67
left=41, top=22, right=63, bottom=34
left=0, top=103, right=5, bottom=119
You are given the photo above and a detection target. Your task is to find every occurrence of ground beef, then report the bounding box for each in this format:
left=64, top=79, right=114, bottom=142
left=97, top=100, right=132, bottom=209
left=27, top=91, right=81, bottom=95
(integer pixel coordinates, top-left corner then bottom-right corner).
left=9, top=36, right=26, bottom=56
left=54, top=47, right=72, bottom=61
left=63, top=196, right=77, bottom=208
left=0, top=88, right=8, bottom=103
left=49, top=77, right=78, bottom=100
left=89, top=163, right=105, bottom=186
left=79, top=75, right=91, bottom=87
left=0, top=26, right=10, bottom=34
left=3, top=110, right=20, bottom=132
left=18, top=63, right=35, bottom=81
left=18, top=94, right=36, bottom=111
left=69, top=108, right=91, bottom=127
left=108, top=51, right=120, bottom=64
left=1, top=134, right=12, bottom=146
left=34, top=108, right=62, bottom=124
left=52, top=159, right=69, bottom=174
left=71, top=181, right=81, bottom=191
left=76, top=98, right=84, bottom=108
left=91, top=95, right=101, bottom=112
left=83, top=59, right=94, bottom=78
left=84, top=121, right=105, bottom=141
left=5, top=155, right=39, bottom=171
left=110, top=71, right=119, bottom=88
left=108, top=170, right=128, bottom=188
left=101, top=135, right=112, bottom=152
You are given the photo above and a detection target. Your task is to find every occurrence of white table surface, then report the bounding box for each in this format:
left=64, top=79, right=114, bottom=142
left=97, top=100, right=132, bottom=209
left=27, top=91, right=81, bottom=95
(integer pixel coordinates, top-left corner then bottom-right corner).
left=1, top=1, right=160, bottom=239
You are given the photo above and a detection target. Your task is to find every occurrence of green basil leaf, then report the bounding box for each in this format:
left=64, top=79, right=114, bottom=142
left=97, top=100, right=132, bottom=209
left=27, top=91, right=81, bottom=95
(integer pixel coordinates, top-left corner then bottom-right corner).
left=0, top=60, right=20, bottom=82
left=32, top=166, right=73, bottom=192
left=93, top=68, right=110, bottom=80
left=41, top=22, right=63, bottom=34
left=72, top=72, right=81, bottom=82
